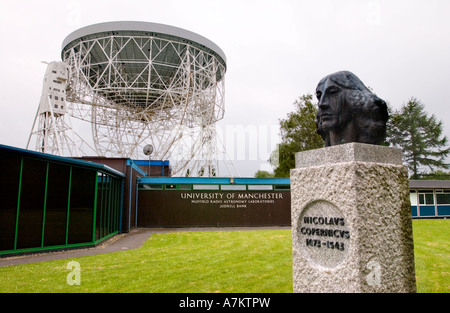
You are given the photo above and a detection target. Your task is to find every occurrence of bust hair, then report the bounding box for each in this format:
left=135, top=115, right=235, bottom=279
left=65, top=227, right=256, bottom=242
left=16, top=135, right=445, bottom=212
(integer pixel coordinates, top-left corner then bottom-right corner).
left=316, top=71, right=388, bottom=146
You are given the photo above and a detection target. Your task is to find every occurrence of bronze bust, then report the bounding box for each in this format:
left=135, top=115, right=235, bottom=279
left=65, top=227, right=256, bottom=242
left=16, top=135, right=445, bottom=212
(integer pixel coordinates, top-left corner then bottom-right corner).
left=315, top=71, right=388, bottom=146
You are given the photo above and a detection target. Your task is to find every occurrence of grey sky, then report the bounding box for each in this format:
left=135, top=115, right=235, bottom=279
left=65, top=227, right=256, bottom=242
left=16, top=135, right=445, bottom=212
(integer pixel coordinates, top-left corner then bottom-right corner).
left=0, top=0, right=449, bottom=176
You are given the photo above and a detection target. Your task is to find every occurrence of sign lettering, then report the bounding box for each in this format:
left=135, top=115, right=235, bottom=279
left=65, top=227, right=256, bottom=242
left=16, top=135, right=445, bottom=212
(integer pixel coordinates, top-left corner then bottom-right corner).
left=179, top=191, right=284, bottom=209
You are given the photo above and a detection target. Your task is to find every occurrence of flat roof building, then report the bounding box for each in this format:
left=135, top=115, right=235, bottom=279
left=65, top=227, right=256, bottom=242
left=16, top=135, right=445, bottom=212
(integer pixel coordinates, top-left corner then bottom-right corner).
left=409, top=180, right=450, bottom=218
left=0, top=144, right=124, bottom=256
left=1, top=143, right=447, bottom=257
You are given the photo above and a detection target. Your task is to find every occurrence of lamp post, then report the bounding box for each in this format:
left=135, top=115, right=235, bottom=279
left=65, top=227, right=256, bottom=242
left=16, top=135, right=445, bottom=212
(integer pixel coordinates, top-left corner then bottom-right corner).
left=143, top=144, right=153, bottom=177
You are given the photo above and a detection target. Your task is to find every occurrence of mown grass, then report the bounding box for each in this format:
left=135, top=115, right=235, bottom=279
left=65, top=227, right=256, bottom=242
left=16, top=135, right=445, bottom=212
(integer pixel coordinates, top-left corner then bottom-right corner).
left=0, top=230, right=293, bottom=293
left=412, top=219, right=449, bottom=293
left=0, top=220, right=448, bottom=293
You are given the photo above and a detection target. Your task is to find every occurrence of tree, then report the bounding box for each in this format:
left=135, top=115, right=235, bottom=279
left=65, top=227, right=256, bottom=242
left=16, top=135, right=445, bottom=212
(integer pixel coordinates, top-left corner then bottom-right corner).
left=254, top=170, right=274, bottom=178
left=418, top=170, right=450, bottom=180
left=386, top=97, right=450, bottom=179
left=270, top=94, right=324, bottom=177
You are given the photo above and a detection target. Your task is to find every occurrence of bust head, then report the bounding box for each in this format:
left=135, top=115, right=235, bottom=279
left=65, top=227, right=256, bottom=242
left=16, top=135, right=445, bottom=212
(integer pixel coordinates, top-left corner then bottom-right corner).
left=315, top=71, right=388, bottom=146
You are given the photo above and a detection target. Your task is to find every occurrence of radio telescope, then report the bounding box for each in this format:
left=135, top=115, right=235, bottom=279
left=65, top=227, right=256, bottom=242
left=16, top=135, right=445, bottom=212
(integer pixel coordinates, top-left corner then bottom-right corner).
left=28, top=21, right=237, bottom=176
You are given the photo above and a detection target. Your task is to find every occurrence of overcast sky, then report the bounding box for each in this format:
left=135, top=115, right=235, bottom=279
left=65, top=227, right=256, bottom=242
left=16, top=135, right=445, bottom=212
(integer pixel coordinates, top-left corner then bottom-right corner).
left=0, top=0, right=449, bottom=176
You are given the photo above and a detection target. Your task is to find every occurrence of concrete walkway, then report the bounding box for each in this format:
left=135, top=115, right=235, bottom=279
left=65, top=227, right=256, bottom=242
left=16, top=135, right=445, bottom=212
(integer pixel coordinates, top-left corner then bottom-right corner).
left=0, top=226, right=289, bottom=267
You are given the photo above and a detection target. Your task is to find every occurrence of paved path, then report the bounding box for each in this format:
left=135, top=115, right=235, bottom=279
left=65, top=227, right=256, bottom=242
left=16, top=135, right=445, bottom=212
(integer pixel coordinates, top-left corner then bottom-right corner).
left=0, top=226, right=289, bottom=268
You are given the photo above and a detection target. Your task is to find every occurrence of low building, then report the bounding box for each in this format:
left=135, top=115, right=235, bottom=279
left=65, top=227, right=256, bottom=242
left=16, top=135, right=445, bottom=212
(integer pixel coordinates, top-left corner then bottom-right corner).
left=0, top=144, right=124, bottom=256
left=409, top=180, right=450, bottom=218
left=1, top=143, right=448, bottom=257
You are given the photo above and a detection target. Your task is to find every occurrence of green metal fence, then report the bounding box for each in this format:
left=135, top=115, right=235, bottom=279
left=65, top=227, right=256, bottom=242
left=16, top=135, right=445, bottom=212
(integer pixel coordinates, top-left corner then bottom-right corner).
left=0, top=145, right=124, bottom=256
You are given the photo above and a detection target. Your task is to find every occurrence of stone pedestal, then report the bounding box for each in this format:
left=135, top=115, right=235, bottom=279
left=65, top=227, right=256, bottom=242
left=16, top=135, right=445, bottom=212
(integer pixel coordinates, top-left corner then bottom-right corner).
left=290, top=143, right=416, bottom=293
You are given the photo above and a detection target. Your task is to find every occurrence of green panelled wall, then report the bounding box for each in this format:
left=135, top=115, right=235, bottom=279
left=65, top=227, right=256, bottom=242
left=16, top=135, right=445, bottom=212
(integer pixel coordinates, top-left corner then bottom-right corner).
left=0, top=147, right=123, bottom=255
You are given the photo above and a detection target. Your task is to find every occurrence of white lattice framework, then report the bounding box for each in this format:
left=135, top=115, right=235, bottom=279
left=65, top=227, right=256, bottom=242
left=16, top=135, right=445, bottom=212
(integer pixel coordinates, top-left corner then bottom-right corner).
left=27, top=61, right=96, bottom=157
left=60, top=22, right=231, bottom=176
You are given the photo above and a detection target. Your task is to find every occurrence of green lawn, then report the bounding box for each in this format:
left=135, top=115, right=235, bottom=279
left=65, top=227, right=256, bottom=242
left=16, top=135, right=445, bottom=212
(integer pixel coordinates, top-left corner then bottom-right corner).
left=412, top=219, right=449, bottom=293
left=0, top=220, right=448, bottom=293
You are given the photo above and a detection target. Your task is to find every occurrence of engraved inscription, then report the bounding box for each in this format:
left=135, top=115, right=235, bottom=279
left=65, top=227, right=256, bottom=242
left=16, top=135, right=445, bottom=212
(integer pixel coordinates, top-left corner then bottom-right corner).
left=298, top=200, right=350, bottom=269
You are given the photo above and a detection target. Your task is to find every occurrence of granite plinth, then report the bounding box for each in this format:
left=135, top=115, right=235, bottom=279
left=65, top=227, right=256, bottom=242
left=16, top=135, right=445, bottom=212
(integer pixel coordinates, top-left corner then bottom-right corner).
left=291, top=143, right=416, bottom=293
left=295, top=142, right=403, bottom=168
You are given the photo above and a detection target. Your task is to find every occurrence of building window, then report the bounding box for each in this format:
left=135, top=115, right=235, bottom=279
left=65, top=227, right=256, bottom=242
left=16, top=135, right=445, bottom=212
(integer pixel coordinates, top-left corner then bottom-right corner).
left=193, top=184, right=219, bottom=190
left=274, top=185, right=290, bottom=190
left=139, top=184, right=163, bottom=190
left=418, top=190, right=434, bottom=205
left=179, top=184, right=192, bottom=190
left=221, top=184, right=246, bottom=191
left=436, top=191, right=450, bottom=205
left=248, top=185, right=273, bottom=191
left=410, top=191, right=418, bottom=206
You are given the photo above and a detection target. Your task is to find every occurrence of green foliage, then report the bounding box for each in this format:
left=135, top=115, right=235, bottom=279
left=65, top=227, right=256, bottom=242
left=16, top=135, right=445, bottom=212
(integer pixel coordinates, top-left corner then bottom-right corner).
left=415, top=170, right=450, bottom=180
left=254, top=170, right=274, bottom=178
left=387, top=98, right=450, bottom=179
left=271, top=94, right=324, bottom=177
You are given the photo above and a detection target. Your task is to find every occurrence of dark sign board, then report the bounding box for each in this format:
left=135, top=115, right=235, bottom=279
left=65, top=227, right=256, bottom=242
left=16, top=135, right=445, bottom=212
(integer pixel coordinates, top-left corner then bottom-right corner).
left=137, top=190, right=291, bottom=227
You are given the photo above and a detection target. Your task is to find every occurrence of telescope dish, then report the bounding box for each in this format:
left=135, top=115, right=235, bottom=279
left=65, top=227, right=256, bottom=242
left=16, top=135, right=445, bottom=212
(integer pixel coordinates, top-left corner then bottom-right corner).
left=28, top=21, right=239, bottom=177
